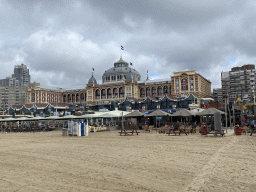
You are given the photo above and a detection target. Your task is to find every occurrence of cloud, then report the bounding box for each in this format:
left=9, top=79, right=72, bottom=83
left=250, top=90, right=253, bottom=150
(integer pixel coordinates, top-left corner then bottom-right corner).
left=1, top=0, right=256, bottom=92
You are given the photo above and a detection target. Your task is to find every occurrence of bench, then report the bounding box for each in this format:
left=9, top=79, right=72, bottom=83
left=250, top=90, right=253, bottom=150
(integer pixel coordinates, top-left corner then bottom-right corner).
left=167, top=127, right=188, bottom=136
left=119, top=124, right=140, bottom=136
left=202, top=128, right=225, bottom=136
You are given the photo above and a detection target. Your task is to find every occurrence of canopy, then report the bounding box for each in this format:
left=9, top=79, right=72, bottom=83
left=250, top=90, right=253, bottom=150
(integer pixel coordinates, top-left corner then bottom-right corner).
left=15, top=117, right=32, bottom=121
left=197, top=107, right=225, bottom=116
left=0, top=117, right=17, bottom=122
left=170, top=108, right=193, bottom=117
left=95, top=113, right=119, bottom=118
left=124, top=111, right=144, bottom=117
left=28, top=116, right=45, bottom=121
left=75, top=114, right=96, bottom=119
left=145, top=109, right=169, bottom=117
left=58, top=115, right=77, bottom=120
left=46, top=116, right=60, bottom=120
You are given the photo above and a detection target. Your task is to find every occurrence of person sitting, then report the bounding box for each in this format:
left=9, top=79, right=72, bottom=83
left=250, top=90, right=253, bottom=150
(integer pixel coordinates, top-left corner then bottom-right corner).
left=174, top=122, right=179, bottom=131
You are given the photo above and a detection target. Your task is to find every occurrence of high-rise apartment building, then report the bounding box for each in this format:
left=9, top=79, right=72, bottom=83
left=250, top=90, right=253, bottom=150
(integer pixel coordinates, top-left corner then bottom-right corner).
left=221, top=64, right=255, bottom=101
left=212, top=88, right=223, bottom=103
left=0, top=64, right=30, bottom=110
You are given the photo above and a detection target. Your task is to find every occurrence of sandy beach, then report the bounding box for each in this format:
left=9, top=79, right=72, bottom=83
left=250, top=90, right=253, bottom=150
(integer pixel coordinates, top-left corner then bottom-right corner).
left=0, top=130, right=256, bottom=192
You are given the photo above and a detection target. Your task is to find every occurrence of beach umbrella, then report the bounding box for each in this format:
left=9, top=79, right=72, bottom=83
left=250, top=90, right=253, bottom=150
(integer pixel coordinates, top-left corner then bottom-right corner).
left=197, top=108, right=225, bottom=116
left=145, top=109, right=169, bottom=128
left=170, top=109, right=193, bottom=117
left=145, top=109, right=169, bottom=117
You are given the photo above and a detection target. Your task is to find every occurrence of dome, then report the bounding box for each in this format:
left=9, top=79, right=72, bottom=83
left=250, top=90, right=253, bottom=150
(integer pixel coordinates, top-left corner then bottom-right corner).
left=126, top=69, right=134, bottom=80
left=88, top=73, right=97, bottom=85
left=102, top=57, right=141, bottom=83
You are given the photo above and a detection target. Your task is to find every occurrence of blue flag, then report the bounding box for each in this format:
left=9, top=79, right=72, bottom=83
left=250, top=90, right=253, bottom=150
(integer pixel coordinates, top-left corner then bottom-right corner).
left=130, top=62, right=132, bottom=66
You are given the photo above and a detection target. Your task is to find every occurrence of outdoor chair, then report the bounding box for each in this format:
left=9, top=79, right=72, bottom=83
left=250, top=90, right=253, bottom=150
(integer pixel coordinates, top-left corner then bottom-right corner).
left=143, top=125, right=153, bottom=133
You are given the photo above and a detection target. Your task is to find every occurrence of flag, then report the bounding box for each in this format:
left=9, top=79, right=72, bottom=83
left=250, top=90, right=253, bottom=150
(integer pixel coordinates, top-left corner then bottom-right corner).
left=130, top=62, right=132, bottom=66
left=92, top=68, right=94, bottom=71
left=147, top=70, right=148, bottom=73
left=121, top=45, right=124, bottom=50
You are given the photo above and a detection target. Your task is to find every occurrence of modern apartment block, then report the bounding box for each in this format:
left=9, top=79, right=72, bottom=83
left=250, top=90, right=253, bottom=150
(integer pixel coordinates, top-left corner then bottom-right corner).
left=221, top=64, right=255, bottom=102
left=0, top=64, right=30, bottom=109
left=0, top=86, right=27, bottom=109
left=212, top=88, right=223, bottom=103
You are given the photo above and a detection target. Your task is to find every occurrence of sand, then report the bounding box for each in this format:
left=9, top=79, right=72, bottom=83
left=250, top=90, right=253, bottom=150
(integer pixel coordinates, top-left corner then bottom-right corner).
left=0, top=130, right=256, bottom=192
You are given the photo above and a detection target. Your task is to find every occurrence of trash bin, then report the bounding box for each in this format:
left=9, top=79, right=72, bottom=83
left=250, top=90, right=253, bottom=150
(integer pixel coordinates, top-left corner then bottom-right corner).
left=62, top=128, right=68, bottom=136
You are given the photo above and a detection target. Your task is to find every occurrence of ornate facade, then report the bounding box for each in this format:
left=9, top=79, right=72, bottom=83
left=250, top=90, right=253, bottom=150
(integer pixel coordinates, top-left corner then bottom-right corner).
left=26, top=58, right=211, bottom=110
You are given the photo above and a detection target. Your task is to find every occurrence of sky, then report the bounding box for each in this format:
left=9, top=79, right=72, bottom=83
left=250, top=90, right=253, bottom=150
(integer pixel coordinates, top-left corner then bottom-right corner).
left=1, top=0, right=256, bottom=90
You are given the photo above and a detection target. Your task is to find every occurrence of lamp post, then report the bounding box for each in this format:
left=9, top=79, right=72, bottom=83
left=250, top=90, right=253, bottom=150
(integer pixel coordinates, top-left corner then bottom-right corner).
left=252, top=85, right=255, bottom=105
left=223, top=94, right=228, bottom=133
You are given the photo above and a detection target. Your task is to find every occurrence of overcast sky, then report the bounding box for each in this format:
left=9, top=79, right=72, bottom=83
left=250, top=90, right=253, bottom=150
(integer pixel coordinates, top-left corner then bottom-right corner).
left=1, top=0, right=256, bottom=90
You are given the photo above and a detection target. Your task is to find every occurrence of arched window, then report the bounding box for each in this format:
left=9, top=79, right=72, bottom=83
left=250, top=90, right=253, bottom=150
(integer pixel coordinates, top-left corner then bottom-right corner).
left=140, top=88, right=145, bottom=97
left=164, top=86, right=168, bottom=95
left=63, top=94, right=67, bottom=103
left=157, top=87, right=163, bottom=96
left=95, top=90, right=100, bottom=100
left=72, top=94, right=75, bottom=102
left=181, top=78, right=188, bottom=90
left=68, top=94, right=71, bottom=102
left=146, top=87, right=150, bottom=97
left=119, top=87, right=124, bottom=98
left=32, top=93, right=35, bottom=102
left=101, top=89, right=106, bottom=99
left=107, top=88, right=112, bottom=99
left=76, top=93, right=79, bottom=102
left=80, top=93, right=84, bottom=100
left=152, top=87, right=156, bottom=96
left=113, top=88, right=118, bottom=98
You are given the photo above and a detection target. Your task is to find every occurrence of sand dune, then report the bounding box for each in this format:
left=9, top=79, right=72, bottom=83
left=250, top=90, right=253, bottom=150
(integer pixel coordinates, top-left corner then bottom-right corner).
left=0, top=130, right=256, bottom=192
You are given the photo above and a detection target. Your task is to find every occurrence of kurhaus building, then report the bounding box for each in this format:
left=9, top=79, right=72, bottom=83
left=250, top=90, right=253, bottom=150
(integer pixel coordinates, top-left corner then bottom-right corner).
left=25, top=57, right=211, bottom=110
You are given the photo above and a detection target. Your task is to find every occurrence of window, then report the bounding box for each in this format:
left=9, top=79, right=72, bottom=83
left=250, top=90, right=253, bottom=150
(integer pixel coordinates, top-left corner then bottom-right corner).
left=190, top=78, right=194, bottom=91
left=106, top=76, right=110, bottom=81
left=126, top=87, right=131, bottom=92
left=111, top=76, right=116, bottom=81
left=95, top=90, right=100, bottom=100
left=117, top=75, right=122, bottom=80
left=146, top=87, right=150, bottom=96
left=152, top=87, right=156, bottom=96
left=181, top=78, right=188, bottom=90
left=140, top=88, right=145, bottom=97
left=88, top=96, right=92, bottom=100
left=158, top=87, right=162, bottom=96
left=176, top=79, right=179, bottom=92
